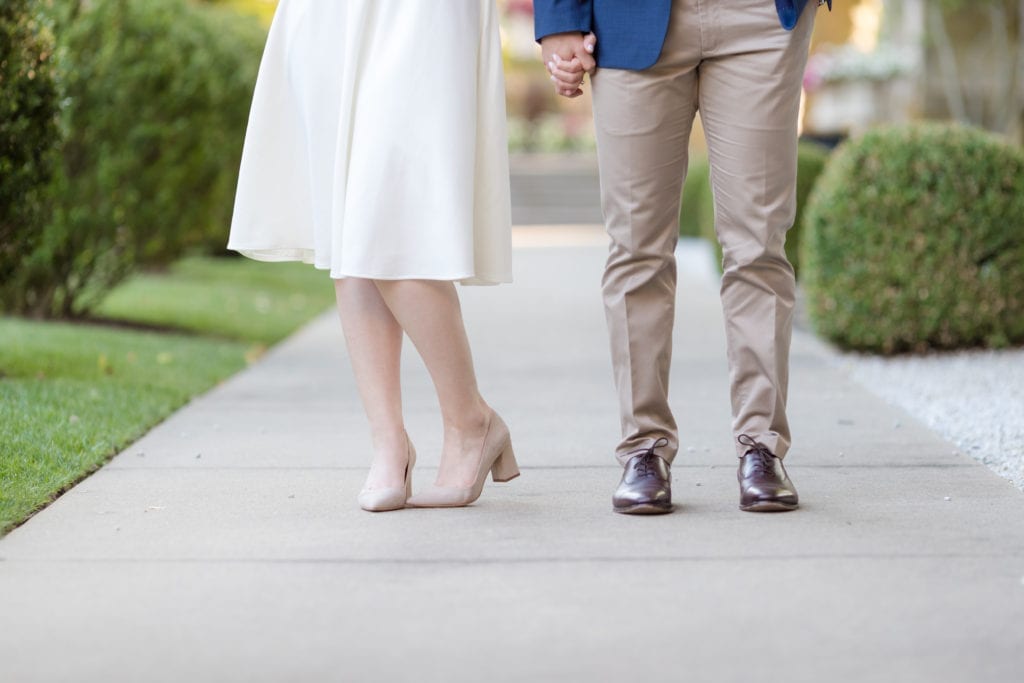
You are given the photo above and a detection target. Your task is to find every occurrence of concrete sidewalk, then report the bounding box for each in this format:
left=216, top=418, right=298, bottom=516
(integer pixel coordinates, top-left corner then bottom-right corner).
left=1, top=231, right=1023, bottom=682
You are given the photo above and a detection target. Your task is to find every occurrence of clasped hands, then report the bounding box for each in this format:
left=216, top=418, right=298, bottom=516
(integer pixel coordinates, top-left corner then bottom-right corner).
left=541, top=32, right=598, bottom=98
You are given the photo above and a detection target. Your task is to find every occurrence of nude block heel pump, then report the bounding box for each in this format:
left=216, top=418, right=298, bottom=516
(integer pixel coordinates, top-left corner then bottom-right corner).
left=358, top=439, right=416, bottom=512
left=407, top=411, right=518, bottom=508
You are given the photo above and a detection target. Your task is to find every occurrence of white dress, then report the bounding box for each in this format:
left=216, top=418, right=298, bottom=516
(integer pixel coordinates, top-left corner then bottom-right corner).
left=228, top=0, right=512, bottom=285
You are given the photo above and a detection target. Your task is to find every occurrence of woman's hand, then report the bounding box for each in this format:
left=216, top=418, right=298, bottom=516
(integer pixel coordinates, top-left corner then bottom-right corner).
left=540, top=32, right=597, bottom=98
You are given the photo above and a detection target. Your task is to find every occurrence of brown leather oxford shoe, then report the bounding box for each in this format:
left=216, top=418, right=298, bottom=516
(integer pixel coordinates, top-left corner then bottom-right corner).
left=737, top=434, right=799, bottom=512
left=613, top=438, right=674, bottom=515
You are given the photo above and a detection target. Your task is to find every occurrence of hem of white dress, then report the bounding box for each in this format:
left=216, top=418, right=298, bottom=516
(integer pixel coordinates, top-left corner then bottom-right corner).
left=230, top=247, right=511, bottom=286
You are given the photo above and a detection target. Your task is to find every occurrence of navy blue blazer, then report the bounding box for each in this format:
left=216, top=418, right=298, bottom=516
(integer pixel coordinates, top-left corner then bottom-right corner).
left=534, top=1, right=832, bottom=70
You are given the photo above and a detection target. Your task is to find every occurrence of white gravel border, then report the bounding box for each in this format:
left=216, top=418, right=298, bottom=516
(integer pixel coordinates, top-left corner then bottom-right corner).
left=837, top=349, right=1024, bottom=491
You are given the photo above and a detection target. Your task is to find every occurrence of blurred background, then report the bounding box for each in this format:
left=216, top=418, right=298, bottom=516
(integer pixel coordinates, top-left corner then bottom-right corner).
left=499, top=0, right=1024, bottom=150
left=188, top=0, right=1024, bottom=150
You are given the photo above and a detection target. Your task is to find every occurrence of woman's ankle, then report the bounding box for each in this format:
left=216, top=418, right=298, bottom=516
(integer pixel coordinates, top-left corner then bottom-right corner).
left=442, top=401, right=490, bottom=439
left=368, top=428, right=409, bottom=458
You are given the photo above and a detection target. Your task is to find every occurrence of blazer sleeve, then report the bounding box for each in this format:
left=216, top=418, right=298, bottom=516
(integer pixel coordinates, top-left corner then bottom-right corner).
left=533, top=0, right=594, bottom=42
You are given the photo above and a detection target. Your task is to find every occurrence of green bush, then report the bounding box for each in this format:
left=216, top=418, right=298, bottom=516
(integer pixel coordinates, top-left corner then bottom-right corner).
left=680, top=142, right=829, bottom=277
left=801, top=123, right=1024, bottom=353
left=789, top=141, right=830, bottom=275
left=679, top=155, right=713, bottom=239
left=0, top=0, right=62, bottom=307
left=6, top=0, right=265, bottom=318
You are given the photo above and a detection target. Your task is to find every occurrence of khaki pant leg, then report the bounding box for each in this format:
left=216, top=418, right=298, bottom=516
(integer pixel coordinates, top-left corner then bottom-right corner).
left=697, top=0, right=817, bottom=458
left=591, top=3, right=701, bottom=466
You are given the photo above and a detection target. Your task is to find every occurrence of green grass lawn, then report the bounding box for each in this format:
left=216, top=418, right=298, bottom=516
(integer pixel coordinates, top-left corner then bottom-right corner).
left=95, top=256, right=336, bottom=345
left=0, top=319, right=249, bottom=534
left=0, top=256, right=336, bottom=535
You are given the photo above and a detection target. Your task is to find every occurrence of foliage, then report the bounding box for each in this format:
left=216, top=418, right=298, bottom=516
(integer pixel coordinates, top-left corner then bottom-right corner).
left=95, top=257, right=336, bottom=345
left=507, top=115, right=597, bottom=153
left=199, top=0, right=277, bottom=25
left=0, top=252, right=335, bottom=536
left=0, top=317, right=249, bottom=535
left=4, top=0, right=266, bottom=318
left=679, top=156, right=712, bottom=239
left=801, top=123, right=1024, bottom=354
left=681, top=142, right=830, bottom=277
left=0, top=0, right=62, bottom=304
left=788, top=142, right=830, bottom=276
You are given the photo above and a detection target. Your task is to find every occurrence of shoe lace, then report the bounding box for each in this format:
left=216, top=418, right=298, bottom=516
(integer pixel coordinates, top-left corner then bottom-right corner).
left=738, top=434, right=775, bottom=476
left=626, top=437, right=669, bottom=477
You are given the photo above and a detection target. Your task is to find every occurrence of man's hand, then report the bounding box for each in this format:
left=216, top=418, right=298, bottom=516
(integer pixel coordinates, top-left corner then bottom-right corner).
left=540, top=32, right=597, bottom=98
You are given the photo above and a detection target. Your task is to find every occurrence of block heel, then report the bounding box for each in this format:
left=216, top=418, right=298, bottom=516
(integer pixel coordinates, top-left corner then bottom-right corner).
left=491, top=442, right=520, bottom=482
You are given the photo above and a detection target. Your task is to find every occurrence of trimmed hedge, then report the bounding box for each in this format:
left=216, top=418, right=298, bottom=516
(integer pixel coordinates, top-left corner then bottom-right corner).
left=0, top=0, right=61, bottom=306
left=4, top=0, right=265, bottom=318
left=678, top=155, right=713, bottom=239
left=788, top=142, right=830, bottom=275
left=680, top=142, right=829, bottom=276
left=801, top=123, right=1024, bottom=353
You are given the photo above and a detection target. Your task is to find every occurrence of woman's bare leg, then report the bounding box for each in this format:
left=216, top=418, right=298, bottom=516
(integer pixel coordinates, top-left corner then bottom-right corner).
left=334, top=278, right=409, bottom=490
left=373, top=279, right=491, bottom=488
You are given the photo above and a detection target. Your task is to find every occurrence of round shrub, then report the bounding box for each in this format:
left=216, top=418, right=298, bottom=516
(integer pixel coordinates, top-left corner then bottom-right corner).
left=0, top=0, right=61, bottom=310
left=788, top=141, right=829, bottom=275
left=801, top=123, right=1024, bottom=353
left=10, top=0, right=265, bottom=318
left=679, top=155, right=713, bottom=239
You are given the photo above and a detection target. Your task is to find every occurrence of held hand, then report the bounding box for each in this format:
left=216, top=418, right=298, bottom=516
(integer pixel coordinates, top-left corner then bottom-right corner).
left=548, top=55, right=587, bottom=98
left=540, top=32, right=597, bottom=98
